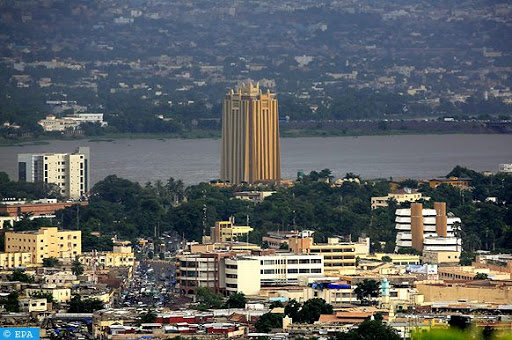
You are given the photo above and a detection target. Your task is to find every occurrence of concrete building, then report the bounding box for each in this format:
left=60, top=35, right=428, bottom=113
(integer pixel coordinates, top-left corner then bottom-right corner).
left=499, top=163, right=512, bottom=173
left=220, top=82, right=281, bottom=184
left=18, top=147, right=90, bottom=199
left=38, top=113, right=106, bottom=132
left=288, top=236, right=369, bottom=275
left=224, top=253, right=324, bottom=295
left=177, top=253, right=231, bottom=294
left=422, top=250, right=461, bottom=265
left=428, top=177, right=472, bottom=190
left=80, top=245, right=135, bottom=269
left=395, top=202, right=462, bottom=253
left=371, top=188, right=429, bottom=210
left=4, top=227, right=81, bottom=264
left=0, top=252, right=33, bottom=269
left=207, top=217, right=253, bottom=243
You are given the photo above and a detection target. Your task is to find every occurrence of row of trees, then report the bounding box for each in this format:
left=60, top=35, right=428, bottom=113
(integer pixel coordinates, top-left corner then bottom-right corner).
left=3, top=166, right=511, bottom=258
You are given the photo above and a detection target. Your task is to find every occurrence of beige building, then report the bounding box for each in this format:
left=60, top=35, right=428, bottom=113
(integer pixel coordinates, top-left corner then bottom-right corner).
left=0, top=252, right=33, bottom=269
left=220, top=82, right=281, bottom=184
left=18, top=147, right=90, bottom=199
left=422, top=250, right=461, bottom=265
left=19, top=298, right=49, bottom=313
left=371, top=188, right=429, bottom=210
left=25, top=286, right=72, bottom=303
left=5, top=227, right=81, bottom=264
left=288, top=236, right=369, bottom=275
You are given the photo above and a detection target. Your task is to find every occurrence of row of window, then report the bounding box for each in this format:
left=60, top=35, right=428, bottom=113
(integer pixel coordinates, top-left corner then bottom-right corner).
left=260, top=258, right=322, bottom=265
left=261, top=268, right=322, bottom=274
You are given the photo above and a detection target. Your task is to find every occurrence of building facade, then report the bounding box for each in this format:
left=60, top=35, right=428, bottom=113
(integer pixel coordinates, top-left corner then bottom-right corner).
left=220, top=82, right=281, bottom=184
left=208, top=217, right=253, bottom=243
left=5, top=227, right=81, bottom=264
left=395, top=202, right=462, bottom=252
left=288, top=236, right=369, bottom=275
left=371, top=188, right=430, bottom=210
left=18, top=147, right=90, bottom=199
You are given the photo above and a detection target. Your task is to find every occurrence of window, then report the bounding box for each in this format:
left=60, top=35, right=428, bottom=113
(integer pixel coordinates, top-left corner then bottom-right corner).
left=299, top=268, right=310, bottom=273
left=287, top=269, right=298, bottom=274
left=287, top=259, right=298, bottom=264
left=311, top=259, right=322, bottom=264
left=299, top=259, right=310, bottom=264
left=311, top=268, right=322, bottom=273
left=263, top=269, right=275, bottom=274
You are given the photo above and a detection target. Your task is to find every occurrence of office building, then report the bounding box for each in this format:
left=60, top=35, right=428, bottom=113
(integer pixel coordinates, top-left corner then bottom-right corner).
left=395, top=202, right=462, bottom=253
left=224, top=253, right=324, bottom=295
left=207, top=216, right=253, bottom=243
left=4, top=227, right=81, bottom=264
left=288, top=235, right=369, bottom=275
left=18, top=147, right=90, bottom=199
left=220, top=82, right=281, bottom=184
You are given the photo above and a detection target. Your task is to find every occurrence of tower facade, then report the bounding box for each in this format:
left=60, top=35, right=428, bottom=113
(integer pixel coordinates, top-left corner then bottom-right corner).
left=221, top=82, right=281, bottom=184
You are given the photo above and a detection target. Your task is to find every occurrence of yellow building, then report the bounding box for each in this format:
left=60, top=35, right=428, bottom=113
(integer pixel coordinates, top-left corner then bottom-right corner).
left=289, top=236, right=369, bottom=275
left=18, top=147, right=90, bottom=199
left=5, top=227, right=81, bottom=264
left=428, top=177, right=472, bottom=190
left=25, top=286, right=72, bottom=303
left=361, top=253, right=420, bottom=266
left=80, top=245, right=135, bottom=268
left=0, top=252, right=33, bottom=269
left=209, top=217, right=253, bottom=243
left=371, top=189, right=429, bottom=210
left=220, top=82, right=281, bottom=184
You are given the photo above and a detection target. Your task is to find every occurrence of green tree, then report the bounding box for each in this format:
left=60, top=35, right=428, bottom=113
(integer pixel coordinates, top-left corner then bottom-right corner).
left=30, top=291, right=55, bottom=304
left=333, top=319, right=400, bottom=340
left=9, top=268, right=35, bottom=283
left=255, top=312, right=283, bottom=333
left=224, top=292, right=247, bottom=308
left=474, top=273, right=489, bottom=280
left=43, top=257, right=60, bottom=267
left=297, top=298, right=333, bottom=323
left=140, top=309, right=157, bottom=323
left=381, top=256, right=392, bottom=262
left=0, top=292, right=20, bottom=312
left=354, top=279, right=380, bottom=305
left=196, top=287, right=224, bottom=310
left=68, top=295, right=104, bottom=313
left=71, top=257, right=84, bottom=276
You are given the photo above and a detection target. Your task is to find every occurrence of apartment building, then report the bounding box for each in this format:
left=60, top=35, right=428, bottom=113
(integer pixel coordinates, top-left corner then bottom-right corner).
left=288, top=236, right=369, bottom=275
left=177, top=253, right=231, bottom=294
left=4, top=227, right=81, bottom=264
left=80, top=245, right=135, bottom=268
left=395, top=202, right=462, bottom=253
left=0, top=252, right=33, bottom=269
left=18, top=147, right=90, bottom=199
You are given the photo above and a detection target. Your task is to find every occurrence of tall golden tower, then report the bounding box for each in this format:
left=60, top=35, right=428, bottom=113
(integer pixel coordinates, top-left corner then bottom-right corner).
left=221, top=82, right=281, bottom=184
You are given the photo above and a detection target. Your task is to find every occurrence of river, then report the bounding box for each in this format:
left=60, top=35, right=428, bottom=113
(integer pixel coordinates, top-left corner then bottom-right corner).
left=0, top=134, right=510, bottom=185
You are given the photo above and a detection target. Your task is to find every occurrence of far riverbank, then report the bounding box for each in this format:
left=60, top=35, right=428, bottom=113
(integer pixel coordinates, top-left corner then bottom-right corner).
left=1, top=119, right=510, bottom=146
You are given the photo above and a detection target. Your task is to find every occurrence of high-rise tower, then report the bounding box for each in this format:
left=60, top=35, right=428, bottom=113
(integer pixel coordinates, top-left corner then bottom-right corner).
left=221, top=82, right=281, bottom=184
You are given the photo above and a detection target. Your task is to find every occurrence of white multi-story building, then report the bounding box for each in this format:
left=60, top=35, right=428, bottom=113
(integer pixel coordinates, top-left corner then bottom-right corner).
left=38, top=113, right=106, bottom=132
left=18, top=147, right=90, bottom=199
left=224, top=253, right=324, bottom=295
left=395, top=202, right=462, bottom=252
